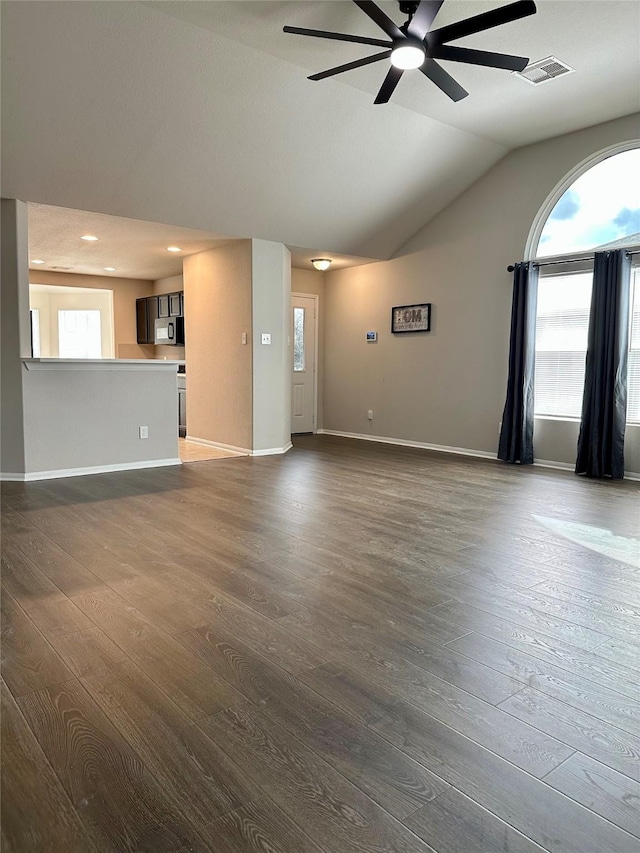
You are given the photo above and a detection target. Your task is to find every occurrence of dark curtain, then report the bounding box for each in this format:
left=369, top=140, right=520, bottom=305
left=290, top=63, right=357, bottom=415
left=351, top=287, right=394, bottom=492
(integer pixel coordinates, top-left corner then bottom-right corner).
left=498, top=262, right=538, bottom=464
left=576, top=250, right=631, bottom=479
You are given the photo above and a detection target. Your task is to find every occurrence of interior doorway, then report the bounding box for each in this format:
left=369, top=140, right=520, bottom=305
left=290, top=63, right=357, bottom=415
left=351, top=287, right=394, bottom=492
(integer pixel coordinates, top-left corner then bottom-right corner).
left=291, top=293, right=318, bottom=434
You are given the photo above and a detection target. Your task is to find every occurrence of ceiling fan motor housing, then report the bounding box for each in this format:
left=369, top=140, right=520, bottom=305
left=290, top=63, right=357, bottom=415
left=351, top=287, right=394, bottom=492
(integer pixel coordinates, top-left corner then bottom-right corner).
left=399, top=1, right=421, bottom=17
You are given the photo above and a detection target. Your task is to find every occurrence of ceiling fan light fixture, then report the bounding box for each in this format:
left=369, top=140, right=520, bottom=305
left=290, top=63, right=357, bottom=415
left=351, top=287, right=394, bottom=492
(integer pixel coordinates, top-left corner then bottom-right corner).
left=390, top=42, right=425, bottom=70
left=311, top=258, right=332, bottom=271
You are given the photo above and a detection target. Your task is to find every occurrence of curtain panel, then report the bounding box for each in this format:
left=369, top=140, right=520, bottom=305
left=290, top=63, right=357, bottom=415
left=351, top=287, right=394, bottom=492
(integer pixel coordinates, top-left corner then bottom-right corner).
left=498, top=262, right=538, bottom=465
left=576, top=250, right=631, bottom=479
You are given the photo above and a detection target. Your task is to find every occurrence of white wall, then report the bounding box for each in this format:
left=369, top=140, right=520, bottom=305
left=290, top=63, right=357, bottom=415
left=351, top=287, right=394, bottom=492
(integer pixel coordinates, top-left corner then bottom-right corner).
left=323, top=114, right=640, bottom=475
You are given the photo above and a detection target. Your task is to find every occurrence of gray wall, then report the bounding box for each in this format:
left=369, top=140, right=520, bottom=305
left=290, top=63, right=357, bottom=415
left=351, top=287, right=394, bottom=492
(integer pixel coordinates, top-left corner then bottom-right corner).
left=252, top=240, right=291, bottom=453
left=323, top=114, right=640, bottom=474
left=1, top=199, right=30, bottom=475
left=22, top=363, right=179, bottom=475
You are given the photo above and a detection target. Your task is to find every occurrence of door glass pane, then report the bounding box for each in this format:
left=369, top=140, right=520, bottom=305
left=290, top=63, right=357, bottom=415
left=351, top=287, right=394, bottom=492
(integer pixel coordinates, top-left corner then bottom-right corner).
left=58, top=310, right=102, bottom=358
left=293, top=306, right=305, bottom=372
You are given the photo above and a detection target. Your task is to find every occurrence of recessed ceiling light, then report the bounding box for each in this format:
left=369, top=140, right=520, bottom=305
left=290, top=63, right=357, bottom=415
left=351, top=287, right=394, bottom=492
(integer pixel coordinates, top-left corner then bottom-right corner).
left=81, top=234, right=99, bottom=241
left=31, top=259, right=46, bottom=264
left=166, top=246, right=182, bottom=252
left=104, top=267, right=117, bottom=272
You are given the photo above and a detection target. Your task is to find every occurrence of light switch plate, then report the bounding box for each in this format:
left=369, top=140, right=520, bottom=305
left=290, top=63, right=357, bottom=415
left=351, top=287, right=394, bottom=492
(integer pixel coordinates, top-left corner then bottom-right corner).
left=241, top=332, right=247, bottom=345
left=261, top=333, right=271, bottom=345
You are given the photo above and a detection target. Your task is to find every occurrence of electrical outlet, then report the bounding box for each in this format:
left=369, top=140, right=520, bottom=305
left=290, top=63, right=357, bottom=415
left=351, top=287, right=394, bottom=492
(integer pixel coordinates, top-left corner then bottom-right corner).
left=139, top=426, right=148, bottom=439
left=241, top=332, right=247, bottom=345
left=261, top=333, right=271, bottom=345
left=367, top=410, right=373, bottom=420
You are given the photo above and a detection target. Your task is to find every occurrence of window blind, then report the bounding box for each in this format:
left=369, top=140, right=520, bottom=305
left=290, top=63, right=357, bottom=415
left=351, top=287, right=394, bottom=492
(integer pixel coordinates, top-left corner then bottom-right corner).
left=534, top=272, right=593, bottom=418
left=628, top=268, right=640, bottom=422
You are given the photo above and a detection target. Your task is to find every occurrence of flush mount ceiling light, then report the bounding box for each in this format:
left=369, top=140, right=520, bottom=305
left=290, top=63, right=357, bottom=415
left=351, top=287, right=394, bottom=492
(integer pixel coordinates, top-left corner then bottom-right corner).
left=284, top=0, right=536, bottom=105
left=31, top=259, right=45, bottom=264
left=166, top=246, right=182, bottom=252
left=311, top=258, right=332, bottom=271
left=80, top=234, right=99, bottom=241
left=390, top=40, right=425, bottom=69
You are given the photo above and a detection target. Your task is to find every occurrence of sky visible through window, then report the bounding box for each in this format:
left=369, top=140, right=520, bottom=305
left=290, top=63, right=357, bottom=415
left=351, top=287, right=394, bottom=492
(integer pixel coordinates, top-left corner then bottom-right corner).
left=537, top=149, right=640, bottom=258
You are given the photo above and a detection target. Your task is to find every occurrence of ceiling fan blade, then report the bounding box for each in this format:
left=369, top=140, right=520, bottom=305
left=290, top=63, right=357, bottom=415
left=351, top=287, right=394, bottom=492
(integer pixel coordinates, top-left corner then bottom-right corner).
left=309, top=50, right=392, bottom=81
left=374, top=66, right=404, bottom=104
left=433, top=44, right=528, bottom=71
left=353, top=0, right=404, bottom=40
left=283, top=26, right=391, bottom=48
left=420, top=58, right=468, bottom=101
left=407, top=0, right=445, bottom=39
left=430, top=0, right=536, bottom=45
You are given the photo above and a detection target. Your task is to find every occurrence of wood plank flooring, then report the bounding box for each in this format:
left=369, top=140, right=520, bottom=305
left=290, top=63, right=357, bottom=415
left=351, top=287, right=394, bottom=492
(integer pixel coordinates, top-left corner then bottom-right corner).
left=2, top=434, right=639, bottom=853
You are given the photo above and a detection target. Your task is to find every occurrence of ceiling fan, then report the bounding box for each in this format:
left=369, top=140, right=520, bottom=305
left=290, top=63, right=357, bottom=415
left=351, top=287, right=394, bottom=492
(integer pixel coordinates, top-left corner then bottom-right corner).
left=284, top=0, right=537, bottom=104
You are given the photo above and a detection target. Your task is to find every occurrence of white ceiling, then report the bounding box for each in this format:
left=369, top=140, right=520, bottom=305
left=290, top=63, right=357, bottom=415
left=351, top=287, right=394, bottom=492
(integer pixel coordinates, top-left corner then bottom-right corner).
left=27, top=202, right=374, bottom=278
left=2, top=1, right=639, bottom=263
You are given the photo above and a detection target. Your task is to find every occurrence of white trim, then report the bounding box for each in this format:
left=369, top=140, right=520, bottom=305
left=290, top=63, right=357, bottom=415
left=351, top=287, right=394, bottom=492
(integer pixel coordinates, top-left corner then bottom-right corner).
left=23, top=358, right=181, bottom=371
left=186, top=435, right=250, bottom=455
left=316, top=429, right=496, bottom=460
left=525, top=140, right=640, bottom=261
left=291, top=292, right=319, bottom=434
left=251, top=442, right=293, bottom=457
left=0, top=457, right=181, bottom=482
left=316, top=431, right=640, bottom=480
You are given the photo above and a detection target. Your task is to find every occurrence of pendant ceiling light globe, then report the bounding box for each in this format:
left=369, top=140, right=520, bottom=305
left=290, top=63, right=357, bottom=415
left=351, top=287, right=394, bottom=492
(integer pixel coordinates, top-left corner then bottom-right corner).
left=390, top=42, right=426, bottom=70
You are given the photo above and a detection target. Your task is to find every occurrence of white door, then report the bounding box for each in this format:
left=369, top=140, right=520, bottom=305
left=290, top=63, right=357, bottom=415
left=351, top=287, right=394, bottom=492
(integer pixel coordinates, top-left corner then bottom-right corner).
left=291, top=294, right=316, bottom=434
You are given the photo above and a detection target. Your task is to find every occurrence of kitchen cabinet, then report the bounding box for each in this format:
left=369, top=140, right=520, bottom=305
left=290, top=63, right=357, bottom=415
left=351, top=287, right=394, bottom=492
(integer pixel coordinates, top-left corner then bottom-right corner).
left=146, top=296, right=159, bottom=343
left=169, top=292, right=182, bottom=317
left=136, top=298, right=149, bottom=344
left=177, top=374, right=186, bottom=438
left=158, top=294, right=170, bottom=318
left=136, top=292, right=184, bottom=345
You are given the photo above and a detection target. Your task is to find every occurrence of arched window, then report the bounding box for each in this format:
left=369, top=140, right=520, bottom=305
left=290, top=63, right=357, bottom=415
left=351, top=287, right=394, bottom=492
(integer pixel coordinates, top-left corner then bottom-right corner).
left=532, top=148, right=640, bottom=421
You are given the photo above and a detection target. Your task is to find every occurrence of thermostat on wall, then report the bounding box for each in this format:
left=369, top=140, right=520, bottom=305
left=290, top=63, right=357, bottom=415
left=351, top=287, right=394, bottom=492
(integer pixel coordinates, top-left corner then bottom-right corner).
left=366, top=331, right=378, bottom=342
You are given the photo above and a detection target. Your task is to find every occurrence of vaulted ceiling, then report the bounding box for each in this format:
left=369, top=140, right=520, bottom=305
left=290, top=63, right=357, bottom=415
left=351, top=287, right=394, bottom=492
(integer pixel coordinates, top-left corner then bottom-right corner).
left=2, top=1, right=639, bottom=261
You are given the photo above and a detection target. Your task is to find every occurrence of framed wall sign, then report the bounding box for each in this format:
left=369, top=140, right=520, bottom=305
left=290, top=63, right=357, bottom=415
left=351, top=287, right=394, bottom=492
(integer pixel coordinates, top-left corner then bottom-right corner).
left=391, top=303, right=431, bottom=333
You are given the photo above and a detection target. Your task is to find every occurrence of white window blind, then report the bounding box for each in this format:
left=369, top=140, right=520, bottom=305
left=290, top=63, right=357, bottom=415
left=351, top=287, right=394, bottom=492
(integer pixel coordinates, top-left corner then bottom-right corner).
left=534, top=272, right=593, bottom=418
left=628, top=268, right=640, bottom=422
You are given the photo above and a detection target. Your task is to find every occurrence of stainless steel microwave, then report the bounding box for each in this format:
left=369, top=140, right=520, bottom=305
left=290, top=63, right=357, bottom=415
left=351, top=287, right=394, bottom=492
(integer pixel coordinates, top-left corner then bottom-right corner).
left=154, top=317, right=184, bottom=346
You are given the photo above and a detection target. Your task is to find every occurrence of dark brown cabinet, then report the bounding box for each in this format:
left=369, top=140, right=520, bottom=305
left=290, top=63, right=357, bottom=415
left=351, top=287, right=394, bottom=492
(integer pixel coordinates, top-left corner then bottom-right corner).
left=136, top=298, right=149, bottom=344
left=136, top=292, right=184, bottom=345
left=169, top=292, right=182, bottom=317
left=158, top=294, right=170, bottom=318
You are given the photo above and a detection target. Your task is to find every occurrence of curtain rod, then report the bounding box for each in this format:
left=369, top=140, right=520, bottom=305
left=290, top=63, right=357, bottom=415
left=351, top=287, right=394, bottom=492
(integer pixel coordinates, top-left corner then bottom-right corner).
left=507, top=250, right=640, bottom=273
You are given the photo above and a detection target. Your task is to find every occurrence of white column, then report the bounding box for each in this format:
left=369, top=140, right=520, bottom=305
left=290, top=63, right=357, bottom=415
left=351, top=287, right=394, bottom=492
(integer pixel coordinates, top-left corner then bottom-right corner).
left=251, top=239, right=291, bottom=454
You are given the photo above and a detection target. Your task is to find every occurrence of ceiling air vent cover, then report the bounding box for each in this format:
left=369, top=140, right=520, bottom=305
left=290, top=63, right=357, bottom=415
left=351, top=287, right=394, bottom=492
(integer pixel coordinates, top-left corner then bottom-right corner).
left=515, top=55, right=574, bottom=85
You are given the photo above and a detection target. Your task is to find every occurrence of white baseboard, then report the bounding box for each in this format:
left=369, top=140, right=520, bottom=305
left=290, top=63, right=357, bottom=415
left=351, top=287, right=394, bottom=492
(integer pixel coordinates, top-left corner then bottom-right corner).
left=186, top=435, right=249, bottom=455
left=186, top=436, right=292, bottom=457
left=0, top=457, right=181, bottom=482
left=315, top=430, right=640, bottom=480
left=316, top=429, right=496, bottom=460
left=251, top=441, right=293, bottom=457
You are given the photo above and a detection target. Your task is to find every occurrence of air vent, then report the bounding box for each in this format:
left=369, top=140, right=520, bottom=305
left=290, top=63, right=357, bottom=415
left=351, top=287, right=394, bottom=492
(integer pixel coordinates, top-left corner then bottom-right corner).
left=515, top=56, right=574, bottom=85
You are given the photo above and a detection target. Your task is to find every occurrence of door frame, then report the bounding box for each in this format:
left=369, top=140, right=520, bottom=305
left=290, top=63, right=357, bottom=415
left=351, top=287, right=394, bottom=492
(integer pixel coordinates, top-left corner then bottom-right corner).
left=291, top=291, right=319, bottom=435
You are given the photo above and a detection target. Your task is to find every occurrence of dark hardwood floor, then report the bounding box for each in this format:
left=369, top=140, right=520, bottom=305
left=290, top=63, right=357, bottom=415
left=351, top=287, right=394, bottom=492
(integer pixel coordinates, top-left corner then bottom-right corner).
left=2, top=434, right=639, bottom=853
